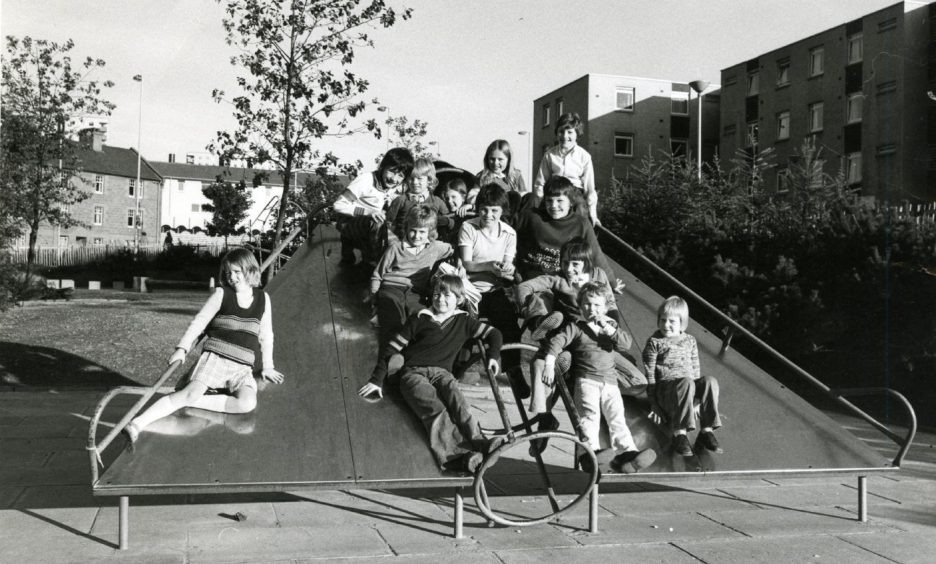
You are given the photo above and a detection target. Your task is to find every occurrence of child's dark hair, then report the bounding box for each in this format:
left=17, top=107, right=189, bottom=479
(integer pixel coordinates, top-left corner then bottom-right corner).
left=560, top=237, right=595, bottom=276
left=539, top=176, right=583, bottom=213
left=219, top=248, right=261, bottom=288
left=377, top=148, right=415, bottom=187
left=404, top=204, right=438, bottom=241
left=432, top=274, right=465, bottom=303
left=475, top=182, right=511, bottom=212
left=483, top=139, right=514, bottom=173
left=577, top=281, right=611, bottom=306
left=440, top=177, right=468, bottom=199
left=555, top=112, right=584, bottom=137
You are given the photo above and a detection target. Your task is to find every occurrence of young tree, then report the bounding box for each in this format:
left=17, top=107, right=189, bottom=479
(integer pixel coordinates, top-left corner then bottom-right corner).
left=378, top=115, right=433, bottom=162
left=202, top=176, right=253, bottom=249
left=210, top=0, right=412, bottom=254
left=1, top=36, right=115, bottom=279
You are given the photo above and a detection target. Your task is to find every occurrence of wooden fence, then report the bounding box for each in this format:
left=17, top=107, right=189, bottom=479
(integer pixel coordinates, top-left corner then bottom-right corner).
left=2, top=243, right=230, bottom=267
left=889, top=202, right=936, bottom=224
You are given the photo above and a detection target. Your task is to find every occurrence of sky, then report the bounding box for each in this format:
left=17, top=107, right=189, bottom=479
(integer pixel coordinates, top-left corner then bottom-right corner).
left=1, top=0, right=906, bottom=179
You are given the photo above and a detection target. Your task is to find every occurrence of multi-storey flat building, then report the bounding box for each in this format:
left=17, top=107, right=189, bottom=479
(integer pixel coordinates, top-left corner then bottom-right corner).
left=25, top=127, right=163, bottom=247
left=719, top=1, right=936, bottom=202
left=532, top=74, right=720, bottom=194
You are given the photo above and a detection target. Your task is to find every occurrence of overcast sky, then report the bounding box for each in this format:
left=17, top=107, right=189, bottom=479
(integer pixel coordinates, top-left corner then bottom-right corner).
left=2, top=0, right=904, bottom=178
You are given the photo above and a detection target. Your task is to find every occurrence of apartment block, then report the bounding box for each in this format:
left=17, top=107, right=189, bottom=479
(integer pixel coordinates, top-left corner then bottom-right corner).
left=25, top=127, right=163, bottom=247
left=719, top=1, right=936, bottom=202
left=532, top=74, right=720, bottom=193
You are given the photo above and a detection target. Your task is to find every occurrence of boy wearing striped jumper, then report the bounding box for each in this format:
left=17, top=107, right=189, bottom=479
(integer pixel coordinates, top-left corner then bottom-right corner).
left=359, top=275, right=505, bottom=473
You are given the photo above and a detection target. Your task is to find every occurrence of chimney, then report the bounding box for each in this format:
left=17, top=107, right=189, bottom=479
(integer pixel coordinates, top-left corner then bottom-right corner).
left=78, top=127, right=106, bottom=152
left=168, top=153, right=176, bottom=163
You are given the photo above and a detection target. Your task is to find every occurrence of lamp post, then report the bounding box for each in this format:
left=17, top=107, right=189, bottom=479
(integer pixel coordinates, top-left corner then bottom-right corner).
left=518, top=130, right=531, bottom=184
left=428, top=140, right=440, bottom=159
left=689, top=80, right=709, bottom=181
left=133, top=74, right=143, bottom=252
left=377, top=105, right=392, bottom=148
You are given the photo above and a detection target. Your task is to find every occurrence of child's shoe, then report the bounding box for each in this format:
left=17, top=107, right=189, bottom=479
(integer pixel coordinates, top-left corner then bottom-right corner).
left=577, top=453, right=601, bottom=481
left=673, top=434, right=693, bottom=457
left=464, top=451, right=484, bottom=474
left=696, top=430, right=723, bottom=454
left=531, top=311, right=564, bottom=341
left=528, top=412, right=560, bottom=457
left=555, top=350, right=572, bottom=378
left=610, top=448, right=657, bottom=474
left=123, top=422, right=139, bottom=447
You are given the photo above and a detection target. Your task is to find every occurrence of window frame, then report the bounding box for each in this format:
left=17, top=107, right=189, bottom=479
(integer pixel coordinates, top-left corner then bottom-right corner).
left=746, top=71, right=760, bottom=96
left=847, top=33, right=863, bottom=64
left=746, top=121, right=759, bottom=147
left=809, top=47, right=824, bottom=77
left=541, top=103, right=551, bottom=127
left=670, top=138, right=688, bottom=158
left=127, top=208, right=137, bottom=228
left=94, top=174, right=105, bottom=194
left=776, top=58, right=791, bottom=87
left=93, top=205, right=104, bottom=226
left=776, top=111, right=791, bottom=141
left=671, top=92, right=689, bottom=115
left=615, top=86, right=635, bottom=112
left=613, top=133, right=635, bottom=157
left=128, top=178, right=136, bottom=198
left=808, top=102, right=824, bottom=133
left=846, top=93, right=864, bottom=123
left=556, top=97, right=564, bottom=117
left=846, top=152, right=862, bottom=184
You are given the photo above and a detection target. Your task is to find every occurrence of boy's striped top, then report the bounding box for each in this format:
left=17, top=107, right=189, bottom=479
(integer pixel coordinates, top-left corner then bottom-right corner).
left=204, top=287, right=265, bottom=366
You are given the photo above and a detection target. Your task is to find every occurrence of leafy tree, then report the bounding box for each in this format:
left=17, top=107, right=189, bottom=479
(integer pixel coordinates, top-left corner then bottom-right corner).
left=376, top=115, right=433, bottom=163
left=1, top=36, right=114, bottom=281
left=209, top=0, right=412, bottom=256
left=202, top=176, right=253, bottom=249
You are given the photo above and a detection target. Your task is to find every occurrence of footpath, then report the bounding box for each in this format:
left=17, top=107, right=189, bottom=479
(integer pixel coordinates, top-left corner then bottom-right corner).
left=1, top=383, right=935, bottom=563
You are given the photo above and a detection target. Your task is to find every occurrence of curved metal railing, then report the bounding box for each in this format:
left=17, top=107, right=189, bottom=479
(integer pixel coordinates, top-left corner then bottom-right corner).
left=597, top=225, right=917, bottom=467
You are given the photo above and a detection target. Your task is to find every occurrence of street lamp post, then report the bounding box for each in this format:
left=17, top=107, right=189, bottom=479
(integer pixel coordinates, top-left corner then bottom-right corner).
left=518, top=130, right=531, bottom=184
left=133, top=74, right=143, bottom=252
left=689, top=80, right=709, bottom=181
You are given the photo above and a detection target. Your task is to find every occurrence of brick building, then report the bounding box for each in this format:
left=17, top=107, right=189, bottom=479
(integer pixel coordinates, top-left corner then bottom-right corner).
left=532, top=74, right=720, bottom=194
left=719, top=0, right=936, bottom=202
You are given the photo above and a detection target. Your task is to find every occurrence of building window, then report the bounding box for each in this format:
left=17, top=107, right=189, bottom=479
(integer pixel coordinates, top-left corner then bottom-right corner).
left=724, top=73, right=738, bottom=86
left=776, top=58, right=790, bottom=87
left=93, top=206, right=104, bottom=225
left=878, top=17, right=897, bottom=32
left=746, top=71, right=760, bottom=96
left=847, top=33, right=863, bottom=64
left=847, top=93, right=864, bottom=123
left=809, top=47, right=824, bottom=76
left=191, top=204, right=201, bottom=213
left=613, top=133, right=634, bottom=157
left=846, top=152, right=862, bottom=184
left=556, top=98, right=564, bottom=116
left=93, top=237, right=104, bottom=246
left=776, top=111, right=790, bottom=140
left=127, top=209, right=138, bottom=228
left=776, top=168, right=790, bottom=193
left=671, top=93, right=689, bottom=115
left=128, top=178, right=136, bottom=197
left=746, top=122, right=759, bottom=147
left=541, top=103, right=550, bottom=127
left=177, top=181, right=185, bottom=192
left=58, top=235, right=68, bottom=247
left=808, top=102, right=824, bottom=132
left=94, top=174, right=104, bottom=194
left=615, top=87, right=635, bottom=111
left=670, top=138, right=688, bottom=158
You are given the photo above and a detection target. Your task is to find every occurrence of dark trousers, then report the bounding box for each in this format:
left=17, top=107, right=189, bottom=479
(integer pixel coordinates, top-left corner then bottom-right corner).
left=376, top=284, right=424, bottom=347
left=338, top=216, right=386, bottom=264
left=654, top=375, right=721, bottom=434
left=397, top=365, right=485, bottom=468
left=478, top=287, right=521, bottom=367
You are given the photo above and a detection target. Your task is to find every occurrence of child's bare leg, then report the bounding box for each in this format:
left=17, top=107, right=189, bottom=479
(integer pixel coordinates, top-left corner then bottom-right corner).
left=127, top=381, right=210, bottom=440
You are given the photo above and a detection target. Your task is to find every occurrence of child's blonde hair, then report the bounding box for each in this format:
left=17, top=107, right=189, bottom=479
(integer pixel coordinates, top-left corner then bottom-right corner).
left=219, top=248, right=261, bottom=288
left=404, top=204, right=438, bottom=241
left=658, top=296, right=689, bottom=331
left=577, top=281, right=612, bottom=310
left=408, top=158, right=438, bottom=192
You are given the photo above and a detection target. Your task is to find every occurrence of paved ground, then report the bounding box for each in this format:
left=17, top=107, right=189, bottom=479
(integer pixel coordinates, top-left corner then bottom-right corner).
left=1, top=380, right=935, bottom=563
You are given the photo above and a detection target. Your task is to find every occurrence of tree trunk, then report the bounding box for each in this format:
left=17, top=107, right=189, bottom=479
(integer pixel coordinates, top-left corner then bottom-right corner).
left=24, top=221, right=39, bottom=293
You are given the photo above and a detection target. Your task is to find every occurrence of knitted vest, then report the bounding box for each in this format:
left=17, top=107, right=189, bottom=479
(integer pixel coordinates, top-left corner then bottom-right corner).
left=203, top=287, right=264, bottom=366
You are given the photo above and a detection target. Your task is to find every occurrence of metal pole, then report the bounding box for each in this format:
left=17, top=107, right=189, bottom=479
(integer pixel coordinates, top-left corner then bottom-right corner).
left=133, top=75, right=143, bottom=253
left=589, top=484, right=599, bottom=533
left=119, top=496, right=129, bottom=549
left=454, top=487, right=464, bottom=538
left=858, top=475, right=868, bottom=522
left=697, top=90, right=703, bottom=181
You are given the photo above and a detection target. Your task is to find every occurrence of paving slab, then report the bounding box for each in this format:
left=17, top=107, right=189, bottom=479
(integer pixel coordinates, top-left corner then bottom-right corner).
left=462, top=521, right=580, bottom=551
left=0, top=506, right=100, bottom=538
left=699, top=506, right=896, bottom=537
left=186, top=525, right=391, bottom=563
left=91, top=502, right=279, bottom=536
left=595, top=487, right=761, bottom=515
left=495, top=544, right=700, bottom=564
left=715, top=482, right=880, bottom=509
left=561, top=509, right=744, bottom=546
left=13, top=484, right=104, bottom=509
left=0, top=526, right=116, bottom=563
left=275, top=494, right=448, bottom=530
left=295, top=553, right=502, bottom=564
left=836, top=530, right=936, bottom=563
left=371, top=519, right=480, bottom=556
left=837, top=501, right=936, bottom=533
left=462, top=491, right=614, bottom=526
left=676, top=535, right=893, bottom=563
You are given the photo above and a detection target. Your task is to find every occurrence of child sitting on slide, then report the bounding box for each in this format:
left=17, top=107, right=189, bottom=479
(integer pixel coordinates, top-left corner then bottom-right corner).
left=125, top=249, right=284, bottom=443
left=540, top=282, right=655, bottom=475
left=385, top=158, right=452, bottom=244
left=370, top=205, right=453, bottom=346
left=643, top=296, right=723, bottom=456
left=359, top=274, right=506, bottom=473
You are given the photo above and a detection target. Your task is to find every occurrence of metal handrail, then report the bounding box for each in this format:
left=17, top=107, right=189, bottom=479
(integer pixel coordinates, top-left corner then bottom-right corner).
left=597, top=225, right=918, bottom=467
left=259, top=202, right=331, bottom=274
left=87, top=361, right=183, bottom=484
